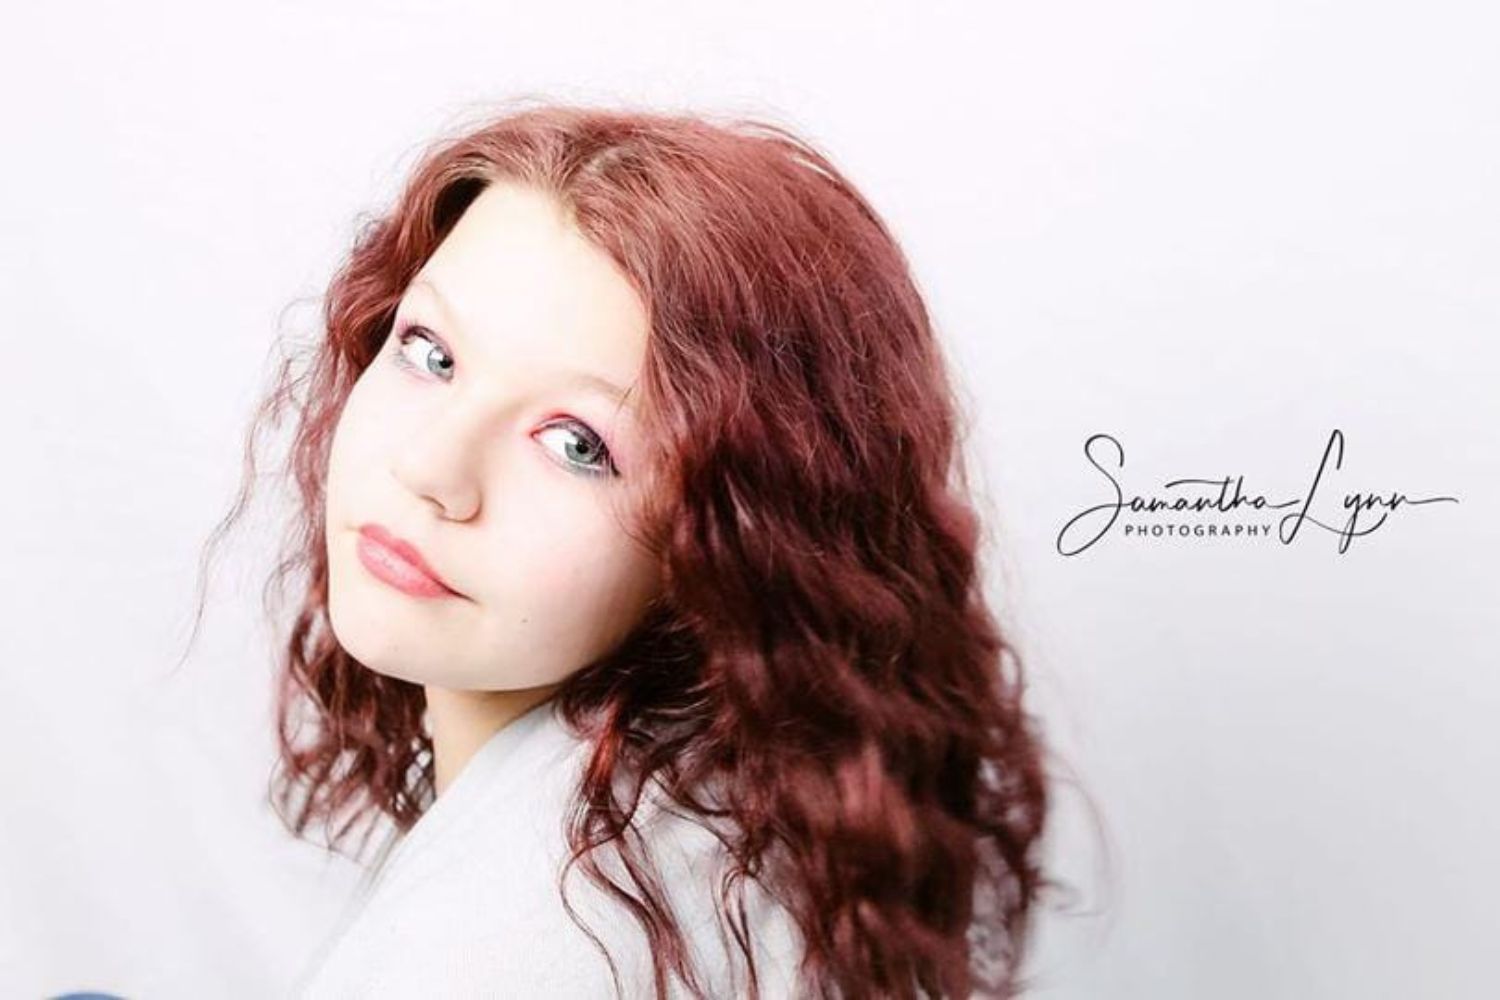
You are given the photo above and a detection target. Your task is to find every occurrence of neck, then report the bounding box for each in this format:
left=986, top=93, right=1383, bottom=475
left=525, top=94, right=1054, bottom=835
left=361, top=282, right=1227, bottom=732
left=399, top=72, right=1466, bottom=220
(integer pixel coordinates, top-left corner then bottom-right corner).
left=423, top=683, right=562, bottom=798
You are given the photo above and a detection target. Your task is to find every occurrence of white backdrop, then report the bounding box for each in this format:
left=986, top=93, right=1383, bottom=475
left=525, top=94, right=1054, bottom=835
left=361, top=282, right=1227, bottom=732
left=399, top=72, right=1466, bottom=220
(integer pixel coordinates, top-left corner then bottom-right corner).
left=1, top=1, right=1495, bottom=997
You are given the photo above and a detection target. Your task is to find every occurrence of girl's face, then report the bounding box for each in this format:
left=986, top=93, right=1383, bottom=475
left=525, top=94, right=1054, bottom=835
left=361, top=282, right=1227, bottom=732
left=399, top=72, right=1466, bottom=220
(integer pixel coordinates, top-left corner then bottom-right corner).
left=324, top=181, right=662, bottom=692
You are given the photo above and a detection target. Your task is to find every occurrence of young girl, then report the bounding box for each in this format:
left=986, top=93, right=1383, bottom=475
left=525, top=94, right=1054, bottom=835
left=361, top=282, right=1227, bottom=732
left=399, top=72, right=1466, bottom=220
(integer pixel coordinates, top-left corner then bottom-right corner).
left=191, top=99, right=1059, bottom=999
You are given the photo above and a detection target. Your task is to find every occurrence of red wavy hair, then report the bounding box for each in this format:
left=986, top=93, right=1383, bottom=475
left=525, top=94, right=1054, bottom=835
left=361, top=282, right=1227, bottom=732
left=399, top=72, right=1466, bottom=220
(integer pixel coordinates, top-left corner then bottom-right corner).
left=179, top=97, right=1067, bottom=999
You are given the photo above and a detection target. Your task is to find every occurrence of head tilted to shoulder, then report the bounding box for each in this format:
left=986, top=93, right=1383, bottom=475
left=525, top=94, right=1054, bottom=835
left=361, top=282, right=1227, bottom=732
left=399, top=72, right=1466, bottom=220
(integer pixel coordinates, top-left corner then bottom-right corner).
left=191, top=98, right=1061, bottom=1000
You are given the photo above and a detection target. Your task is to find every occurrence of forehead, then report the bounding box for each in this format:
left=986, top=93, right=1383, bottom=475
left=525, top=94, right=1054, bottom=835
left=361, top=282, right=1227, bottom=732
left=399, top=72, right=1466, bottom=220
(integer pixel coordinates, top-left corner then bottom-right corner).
left=408, top=182, right=649, bottom=399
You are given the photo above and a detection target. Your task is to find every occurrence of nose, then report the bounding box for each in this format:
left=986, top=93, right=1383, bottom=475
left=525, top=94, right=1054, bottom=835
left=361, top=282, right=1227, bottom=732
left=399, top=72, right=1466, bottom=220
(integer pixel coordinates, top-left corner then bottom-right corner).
left=388, top=401, right=488, bottom=523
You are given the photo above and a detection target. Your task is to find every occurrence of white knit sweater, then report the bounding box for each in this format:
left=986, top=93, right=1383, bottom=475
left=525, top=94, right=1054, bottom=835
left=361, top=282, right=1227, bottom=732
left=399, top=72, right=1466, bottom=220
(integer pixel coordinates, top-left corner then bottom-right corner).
left=294, top=698, right=807, bottom=998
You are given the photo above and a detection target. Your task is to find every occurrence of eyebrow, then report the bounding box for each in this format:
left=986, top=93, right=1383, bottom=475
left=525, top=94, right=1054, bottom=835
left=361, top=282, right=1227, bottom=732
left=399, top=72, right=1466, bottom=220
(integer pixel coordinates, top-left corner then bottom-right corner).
left=410, top=276, right=637, bottom=410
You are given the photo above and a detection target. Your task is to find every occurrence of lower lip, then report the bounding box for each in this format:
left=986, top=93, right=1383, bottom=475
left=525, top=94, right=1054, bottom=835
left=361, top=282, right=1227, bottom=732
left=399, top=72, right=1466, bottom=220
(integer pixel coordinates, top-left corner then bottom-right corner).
left=356, top=534, right=459, bottom=599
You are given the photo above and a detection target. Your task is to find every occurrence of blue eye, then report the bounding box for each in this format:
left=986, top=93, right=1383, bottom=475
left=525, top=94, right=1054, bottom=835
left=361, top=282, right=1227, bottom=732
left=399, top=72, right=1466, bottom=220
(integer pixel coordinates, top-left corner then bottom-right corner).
left=535, top=421, right=619, bottom=479
left=392, top=323, right=455, bottom=379
left=390, top=323, right=620, bottom=479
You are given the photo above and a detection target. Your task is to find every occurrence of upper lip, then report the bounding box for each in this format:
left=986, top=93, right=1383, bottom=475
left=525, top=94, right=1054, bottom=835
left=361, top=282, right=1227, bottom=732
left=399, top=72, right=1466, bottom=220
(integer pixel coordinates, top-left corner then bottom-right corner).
left=358, top=522, right=461, bottom=595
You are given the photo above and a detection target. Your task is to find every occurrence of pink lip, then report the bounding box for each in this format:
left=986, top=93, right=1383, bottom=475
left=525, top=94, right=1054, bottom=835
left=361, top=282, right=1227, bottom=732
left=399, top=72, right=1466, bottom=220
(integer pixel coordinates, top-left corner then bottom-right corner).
left=356, top=523, right=462, bottom=599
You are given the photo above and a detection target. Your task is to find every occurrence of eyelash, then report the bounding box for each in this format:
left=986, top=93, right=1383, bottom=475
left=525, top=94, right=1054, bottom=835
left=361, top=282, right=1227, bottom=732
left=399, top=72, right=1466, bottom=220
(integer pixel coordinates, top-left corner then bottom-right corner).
left=389, top=322, right=621, bottom=480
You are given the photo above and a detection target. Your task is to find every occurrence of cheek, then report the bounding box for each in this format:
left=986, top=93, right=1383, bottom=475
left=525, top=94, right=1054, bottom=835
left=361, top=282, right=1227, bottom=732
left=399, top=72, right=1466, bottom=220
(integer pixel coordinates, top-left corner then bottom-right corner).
left=326, top=371, right=412, bottom=503
left=337, top=370, right=406, bottom=454
left=502, top=497, right=619, bottom=595
left=484, top=495, right=659, bottom=640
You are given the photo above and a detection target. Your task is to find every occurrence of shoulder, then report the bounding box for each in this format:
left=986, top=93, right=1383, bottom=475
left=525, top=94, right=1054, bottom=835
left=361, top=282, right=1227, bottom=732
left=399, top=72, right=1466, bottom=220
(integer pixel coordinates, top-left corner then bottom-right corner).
left=300, top=723, right=807, bottom=998
left=463, top=759, right=810, bottom=998
left=563, top=776, right=809, bottom=999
